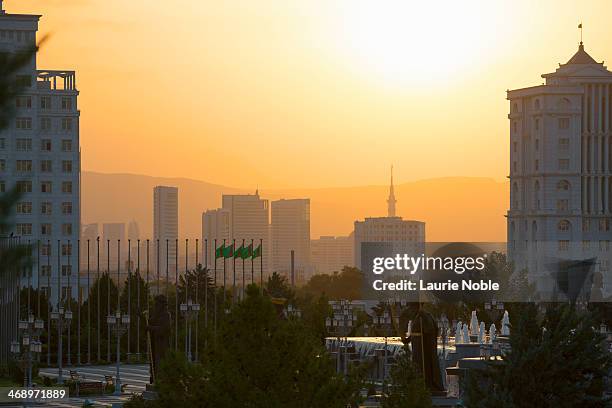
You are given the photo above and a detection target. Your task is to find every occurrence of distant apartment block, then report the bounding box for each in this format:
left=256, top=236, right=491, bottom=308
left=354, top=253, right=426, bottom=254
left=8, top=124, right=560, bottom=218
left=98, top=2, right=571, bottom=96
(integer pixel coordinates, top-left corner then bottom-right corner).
left=153, top=186, right=178, bottom=277
left=202, top=208, right=230, bottom=269
left=271, top=198, right=311, bottom=285
left=0, top=6, right=80, bottom=304
left=310, top=234, right=354, bottom=275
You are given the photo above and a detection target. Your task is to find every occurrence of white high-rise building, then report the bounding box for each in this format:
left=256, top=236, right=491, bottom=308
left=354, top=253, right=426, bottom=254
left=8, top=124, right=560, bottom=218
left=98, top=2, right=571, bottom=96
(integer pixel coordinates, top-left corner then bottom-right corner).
left=507, top=42, right=612, bottom=299
left=271, top=198, right=310, bottom=285
left=222, top=192, right=270, bottom=278
left=310, top=234, right=354, bottom=275
left=202, top=208, right=230, bottom=270
left=0, top=5, right=80, bottom=304
left=153, top=186, right=178, bottom=278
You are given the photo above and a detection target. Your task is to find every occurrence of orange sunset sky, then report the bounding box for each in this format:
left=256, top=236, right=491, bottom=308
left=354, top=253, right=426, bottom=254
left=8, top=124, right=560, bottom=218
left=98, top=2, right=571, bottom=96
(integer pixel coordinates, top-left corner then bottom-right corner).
left=4, top=0, right=610, bottom=189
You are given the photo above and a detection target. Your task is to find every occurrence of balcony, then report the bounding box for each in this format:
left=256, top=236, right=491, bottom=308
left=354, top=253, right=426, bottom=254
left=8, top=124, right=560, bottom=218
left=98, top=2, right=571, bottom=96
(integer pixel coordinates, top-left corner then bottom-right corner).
left=36, top=70, right=76, bottom=92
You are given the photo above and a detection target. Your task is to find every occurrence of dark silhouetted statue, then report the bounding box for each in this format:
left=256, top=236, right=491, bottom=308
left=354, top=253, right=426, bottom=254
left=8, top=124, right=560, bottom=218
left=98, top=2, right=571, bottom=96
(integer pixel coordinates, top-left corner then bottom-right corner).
left=146, top=295, right=172, bottom=384
left=408, top=307, right=444, bottom=392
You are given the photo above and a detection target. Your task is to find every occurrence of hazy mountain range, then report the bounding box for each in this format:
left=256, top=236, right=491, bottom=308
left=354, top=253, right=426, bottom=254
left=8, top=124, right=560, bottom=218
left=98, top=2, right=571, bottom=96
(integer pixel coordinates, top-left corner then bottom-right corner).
left=82, top=171, right=508, bottom=242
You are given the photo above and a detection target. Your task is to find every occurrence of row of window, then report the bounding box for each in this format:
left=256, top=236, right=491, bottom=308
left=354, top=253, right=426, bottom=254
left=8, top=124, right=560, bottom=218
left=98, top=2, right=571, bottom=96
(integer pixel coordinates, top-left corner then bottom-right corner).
left=40, top=265, right=74, bottom=277
left=15, top=223, right=73, bottom=236
left=0, top=30, right=35, bottom=43
left=15, top=117, right=75, bottom=131
left=512, top=117, right=571, bottom=134
left=16, top=201, right=73, bottom=215
left=2, top=180, right=74, bottom=194
left=0, top=138, right=74, bottom=152
left=16, top=95, right=74, bottom=110
left=512, top=158, right=570, bottom=173
left=512, top=138, right=569, bottom=154
left=0, top=159, right=73, bottom=173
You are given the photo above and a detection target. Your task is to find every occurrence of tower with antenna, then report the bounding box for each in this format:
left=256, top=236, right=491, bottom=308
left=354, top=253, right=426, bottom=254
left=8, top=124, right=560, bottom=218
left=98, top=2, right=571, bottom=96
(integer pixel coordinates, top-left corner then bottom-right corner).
left=387, top=165, right=397, bottom=217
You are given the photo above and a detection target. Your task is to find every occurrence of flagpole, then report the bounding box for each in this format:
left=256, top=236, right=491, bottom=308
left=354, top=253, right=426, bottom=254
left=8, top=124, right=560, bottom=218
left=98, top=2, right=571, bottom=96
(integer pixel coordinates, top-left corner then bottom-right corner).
left=242, top=239, right=245, bottom=299
left=222, top=239, right=226, bottom=306
left=260, top=238, right=263, bottom=291
left=213, top=238, right=217, bottom=342
left=203, top=238, right=207, bottom=352
left=232, top=238, right=236, bottom=305
left=251, top=239, right=254, bottom=289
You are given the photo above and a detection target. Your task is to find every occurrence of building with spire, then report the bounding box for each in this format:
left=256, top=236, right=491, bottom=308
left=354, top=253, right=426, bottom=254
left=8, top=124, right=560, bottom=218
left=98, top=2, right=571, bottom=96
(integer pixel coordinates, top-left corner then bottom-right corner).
left=507, top=40, right=612, bottom=300
left=353, top=167, right=425, bottom=274
left=387, top=165, right=397, bottom=217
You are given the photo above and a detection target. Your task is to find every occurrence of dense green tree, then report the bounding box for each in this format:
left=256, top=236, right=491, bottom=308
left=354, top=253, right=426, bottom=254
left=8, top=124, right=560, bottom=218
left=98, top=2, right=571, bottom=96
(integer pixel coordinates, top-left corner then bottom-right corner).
left=464, top=304, right=612, bottom=408
left=154, top=285, right=365, bottom=407
left=266, top=271, right=294, bottom=299
left=300, top=266, right=364, bottom=300
left=383, top=344, right=432, bottom=408
left=120, top=271, right=149, bottom=358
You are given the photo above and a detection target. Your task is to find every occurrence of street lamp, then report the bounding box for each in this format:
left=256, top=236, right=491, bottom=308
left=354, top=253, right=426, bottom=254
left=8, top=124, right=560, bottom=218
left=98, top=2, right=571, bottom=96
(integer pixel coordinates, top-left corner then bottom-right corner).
left=373, top=310, right=397, bottom=393
left=325, top=300, right=357, bottom=376
left=283, top=304, right=301, bottom=319
left=180, top=299, right=200, bottom=363
left=11, top=314, right=44, bottom=389
left=51, top=307, right=72, bottom=385
left=107, top=312, right=130, bottom=395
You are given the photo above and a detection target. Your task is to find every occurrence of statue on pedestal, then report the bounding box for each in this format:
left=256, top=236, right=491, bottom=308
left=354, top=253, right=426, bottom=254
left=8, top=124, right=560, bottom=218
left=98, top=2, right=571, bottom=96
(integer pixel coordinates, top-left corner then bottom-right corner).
left=408, top=307, right=444, bottom=392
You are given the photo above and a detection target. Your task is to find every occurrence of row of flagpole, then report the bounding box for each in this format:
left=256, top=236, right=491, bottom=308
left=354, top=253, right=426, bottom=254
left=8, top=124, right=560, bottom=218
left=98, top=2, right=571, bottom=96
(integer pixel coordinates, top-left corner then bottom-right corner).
left=1, top=236, right=266, bottom=368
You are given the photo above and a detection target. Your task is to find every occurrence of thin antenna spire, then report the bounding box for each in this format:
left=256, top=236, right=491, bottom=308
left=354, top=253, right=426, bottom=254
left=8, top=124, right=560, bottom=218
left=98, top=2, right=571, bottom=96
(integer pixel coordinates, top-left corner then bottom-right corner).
left=387, top=164, right=396, bottom=217
left=578, top=22, right=583, bottom=45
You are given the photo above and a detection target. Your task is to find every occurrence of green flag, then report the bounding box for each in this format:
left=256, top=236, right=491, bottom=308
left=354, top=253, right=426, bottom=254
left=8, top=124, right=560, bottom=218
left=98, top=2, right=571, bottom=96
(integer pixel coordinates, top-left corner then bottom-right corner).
left=234, top=245, right=244, bottom=259
left=215, top=244, right=224, bottom=259
left=252, top=244, right=262, bottom=259
left=223, top=243, right=234, bottom=258
left=242, top=243, right=252, bottom=260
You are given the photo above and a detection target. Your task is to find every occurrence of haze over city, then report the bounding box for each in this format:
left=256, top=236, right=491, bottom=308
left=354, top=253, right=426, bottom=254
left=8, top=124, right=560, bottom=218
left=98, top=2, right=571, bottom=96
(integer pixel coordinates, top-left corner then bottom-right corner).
left=5, top=0, right=607, bottom=190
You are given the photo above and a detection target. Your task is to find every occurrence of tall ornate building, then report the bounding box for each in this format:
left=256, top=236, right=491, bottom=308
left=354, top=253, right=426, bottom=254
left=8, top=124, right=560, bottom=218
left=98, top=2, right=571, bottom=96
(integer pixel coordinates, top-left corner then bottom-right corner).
left=0, top=4, right=80, bottom=305
left=507, top=42, right=611, bottom=299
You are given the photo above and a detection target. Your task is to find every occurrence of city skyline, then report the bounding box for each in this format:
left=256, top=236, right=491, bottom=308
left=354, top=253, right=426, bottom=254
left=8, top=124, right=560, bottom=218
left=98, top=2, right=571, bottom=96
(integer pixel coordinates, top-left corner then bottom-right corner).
left=5, top=0, right=611, bottom=189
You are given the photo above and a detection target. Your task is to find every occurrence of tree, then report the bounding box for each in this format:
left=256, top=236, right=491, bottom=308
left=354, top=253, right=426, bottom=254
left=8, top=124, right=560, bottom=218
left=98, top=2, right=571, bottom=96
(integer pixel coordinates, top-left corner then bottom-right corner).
left=383, top=344, right=432, bottom=408
left=300, top=266, right=364, bottom=300
left=266, top=271, right=294, bottom=300
left=155, top=285, right=365, bottom=407
left=120, top=271, right=149, bottom=358
left=464, top=304, right=612, bottom=407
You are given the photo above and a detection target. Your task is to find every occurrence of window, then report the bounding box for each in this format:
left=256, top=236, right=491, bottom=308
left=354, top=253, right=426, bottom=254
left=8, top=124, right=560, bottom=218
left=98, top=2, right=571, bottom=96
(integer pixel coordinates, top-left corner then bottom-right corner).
left=16, top=96, right=31, bottom=108
left=61, top=244, right=72, bottom=256
left=16, top=223, right=32, bottom=235
left=16, top=202, right=32, bottom=214
left=62, top=223, right=72, bottom=236
left=16, top=75, right=32, bottom=88
left=513, top=161, right=517, bottom=173
left=61, top=202, right=72, bottom=215
left=41, top=202, right=52, bottom=215
left=15, top=138, right=32, bottom=151
left=601, top=260, right=610, bottom=272
left=600, top=219, right=610, bottom=232
left=583, top=220, right=590, bottom=232
left=557, top=199, right=569, bottom=211
left=557, top=180, right=570, bottom=191
left=61, top=140, right=72, bottom=152
left=535, top=118, right=539, bottom=130
left=0, top=159, right=5, bottom=172
left=0, top=138, right=4, bottom=149
left=41, top=181, right=52, bottom=193
left=558, top=117, right=570, bottom=129
left=582, top=240, right=590, bottom=251
left=16, top=160, right=32, bottom=172
left=61, top=118, right=73, bottom=131
left=534, top=99, right=540, bottom=110
left=40, top=96, right=51, bottom=110
left=40, top=117, right=51, bottom=131
left=513, top=121, right=517, bottom=133
left=558, top=240, right=570, bottom=251
left=558, top=159, right=570, bottom=170
left=41, top=139, right=51, bottom=151
left=16, top=181, right=32, bottom=193
left=16, top=117, right=32, bottom=129
left=61, top=97, right=72, bottom=110
left=62, top=160, right=72, bottom=173
left=600, top=240, right=610, bottom=252
left=41, top=265, right=51, bottom=277
left=559, top=138, right=569, bottom=151
left=535, top=160, right=539, bottom=171
left=0, top=181, right=4, bottom=193
left=61, top=265, right=72, bottom=276
left=535, top=139, right=539, bottom=151
left=513, top=141, right=517, bottom=152
left=40, top=160, right=52, bottom=173
left=61, top=286, right=72, bottom=300
left=558, top=220, right=571, bottom=231
left=62, top=181, right=72, bottom=194
left=41, top=224, right=52, bottom=235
